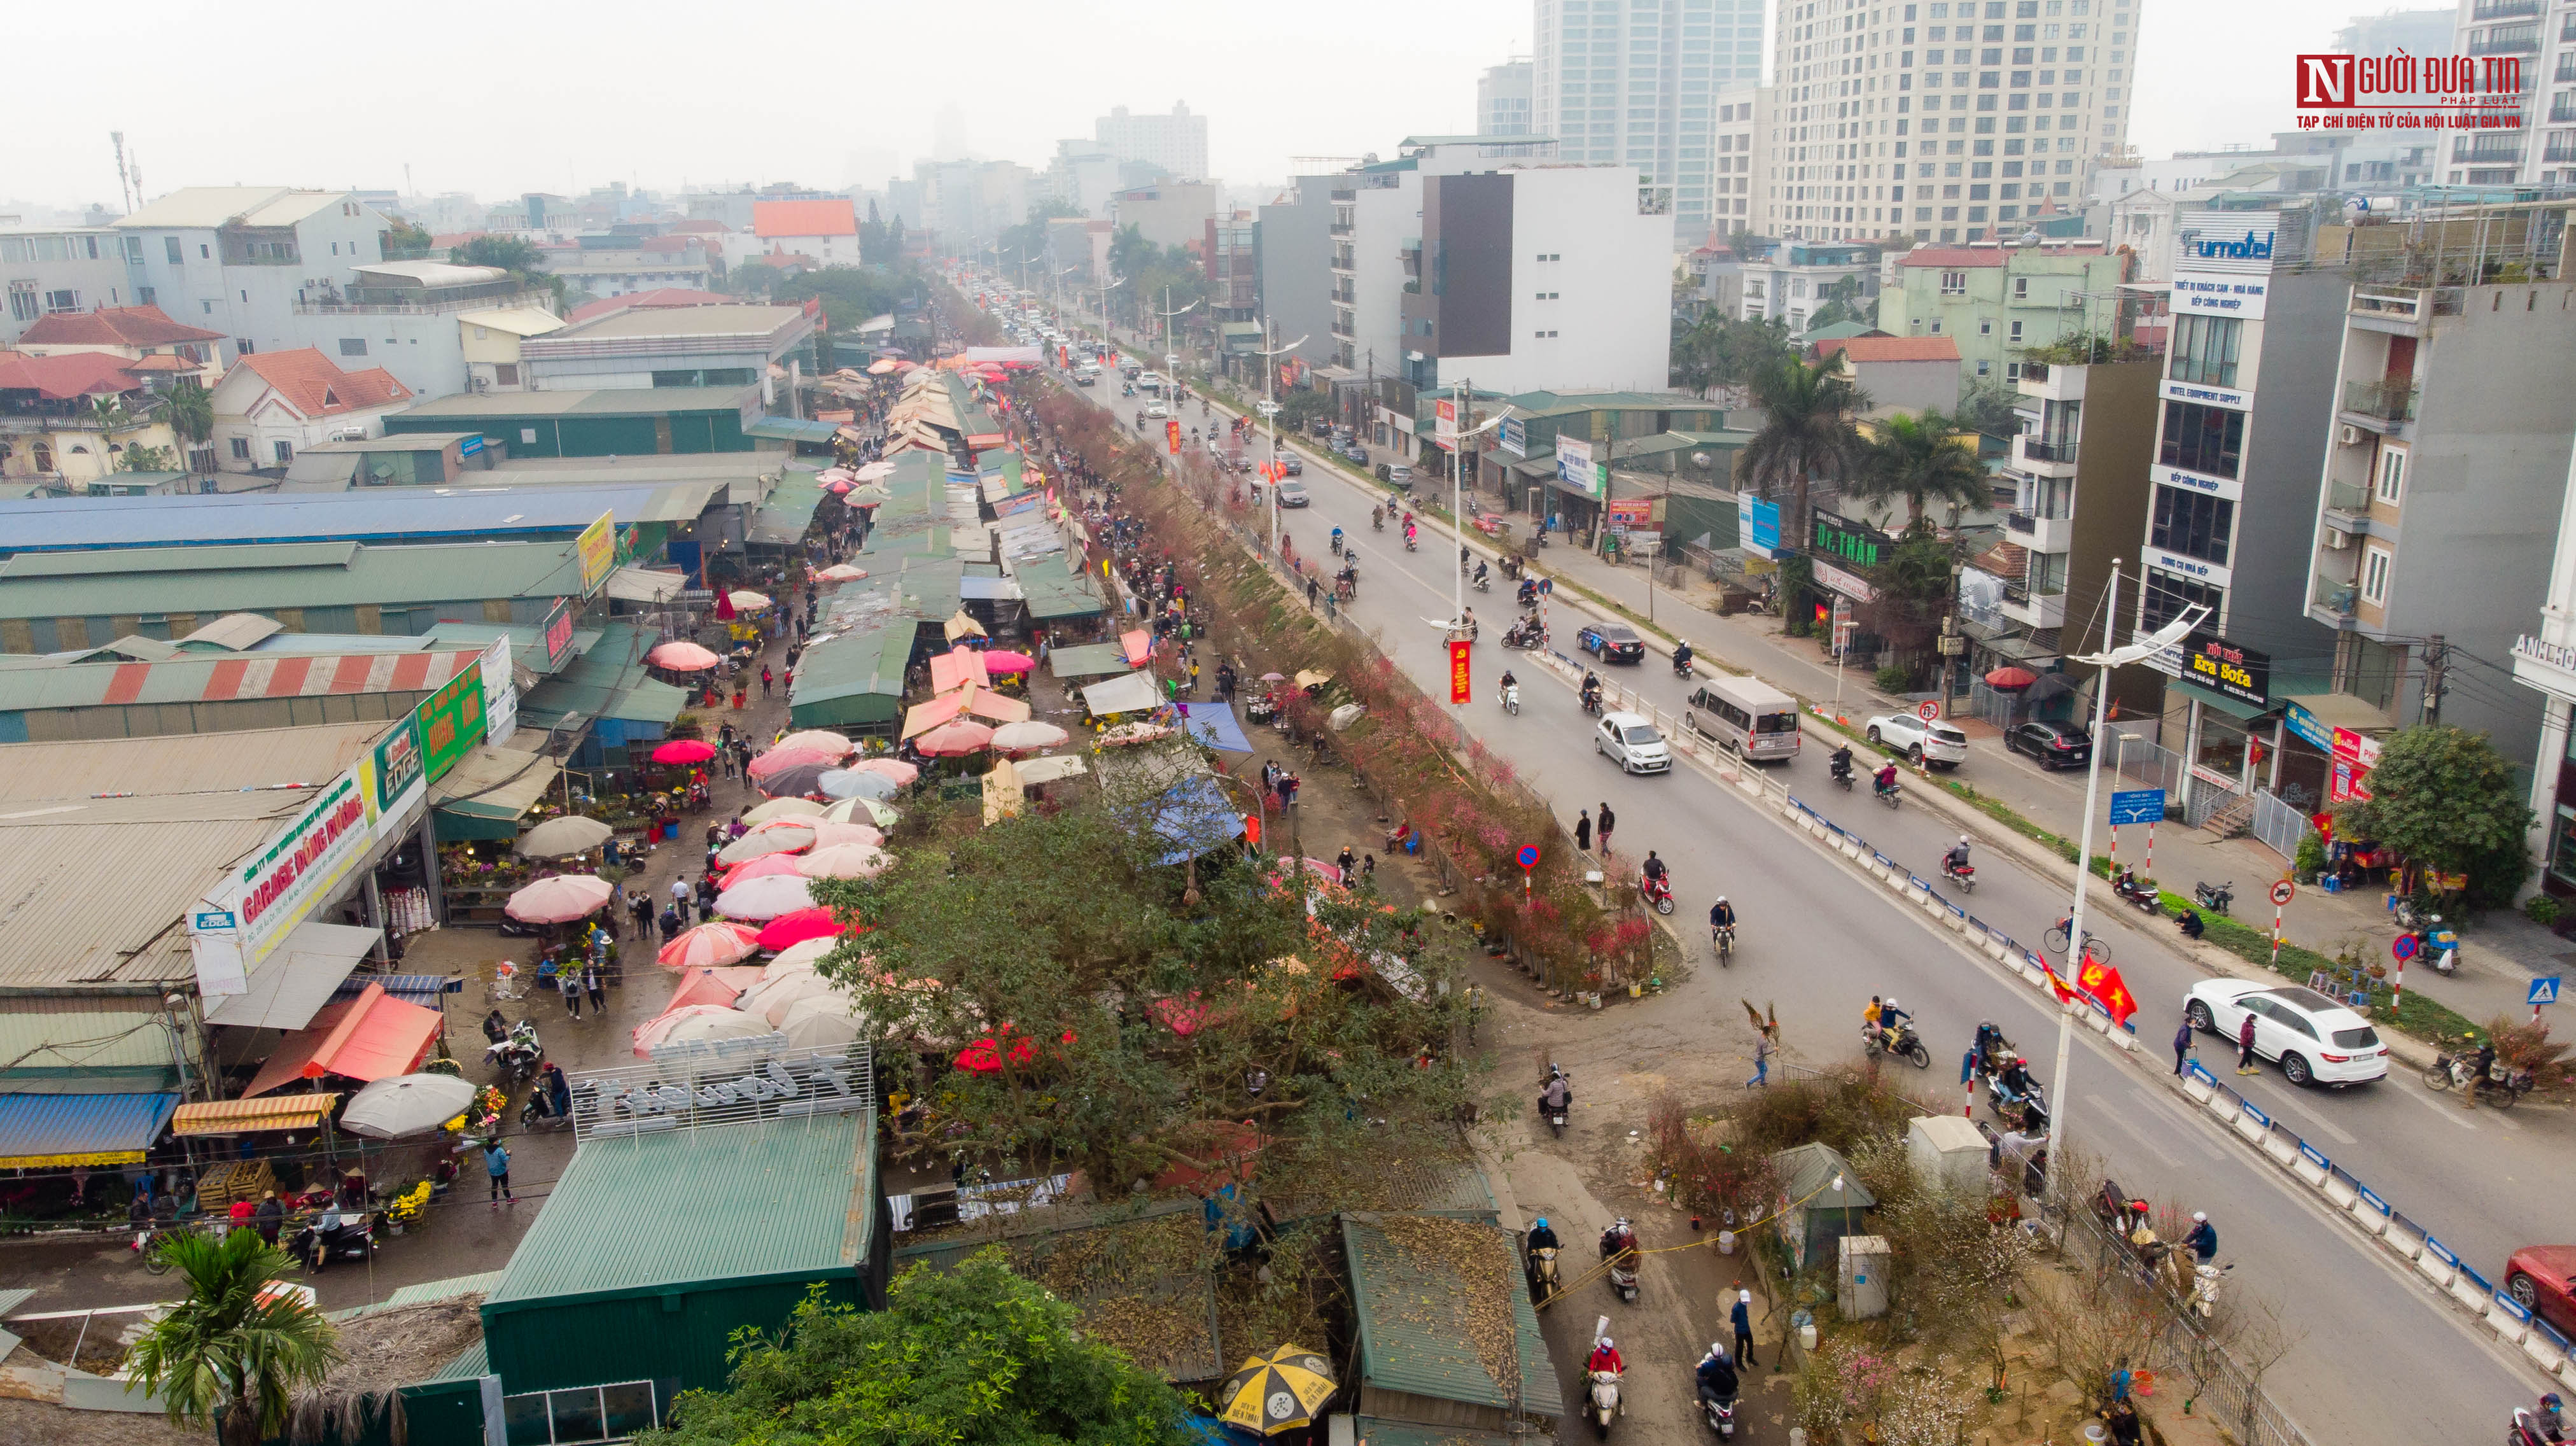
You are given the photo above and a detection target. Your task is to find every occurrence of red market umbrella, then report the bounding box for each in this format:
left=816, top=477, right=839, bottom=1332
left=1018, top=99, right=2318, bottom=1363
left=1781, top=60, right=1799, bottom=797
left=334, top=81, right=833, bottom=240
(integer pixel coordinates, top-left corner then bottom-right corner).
left=652, top=738, right=718, bottom=765
left=1983, top=665, right=2039, bottom=691
left=759, top=908, right=854, bottom=951
left=915, top=720, right=995, bottom=757
left=648, top=642, right=722, bottom=671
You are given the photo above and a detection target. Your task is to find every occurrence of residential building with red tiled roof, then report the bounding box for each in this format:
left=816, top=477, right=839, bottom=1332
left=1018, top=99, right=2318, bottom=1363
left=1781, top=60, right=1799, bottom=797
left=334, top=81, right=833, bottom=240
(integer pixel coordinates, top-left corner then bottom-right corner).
left=15, top=305, right=225, bottom=387
left=0, top=352, right=187, bottom=486
left=738, top=200, right=860, bottom=268
left=207, top=347, right=415, bottom=474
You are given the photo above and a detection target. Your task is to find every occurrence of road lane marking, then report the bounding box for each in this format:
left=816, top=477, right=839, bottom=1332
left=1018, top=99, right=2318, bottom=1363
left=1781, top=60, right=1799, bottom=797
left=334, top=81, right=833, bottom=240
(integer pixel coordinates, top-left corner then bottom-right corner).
left=2251, top=1088, right=2359, bottom=1145
left=2397, top=1082, right=2482, bottom=1131
left=2090, top=1094, right=2187, bottom=1167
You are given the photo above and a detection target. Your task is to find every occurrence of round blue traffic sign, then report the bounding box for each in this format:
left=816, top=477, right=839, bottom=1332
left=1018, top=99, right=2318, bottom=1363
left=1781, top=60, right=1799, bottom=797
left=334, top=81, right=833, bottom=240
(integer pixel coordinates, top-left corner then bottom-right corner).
left=1516, top=845, right=1541, bottom=869
left=2390, top=935, right=2418, bottom=962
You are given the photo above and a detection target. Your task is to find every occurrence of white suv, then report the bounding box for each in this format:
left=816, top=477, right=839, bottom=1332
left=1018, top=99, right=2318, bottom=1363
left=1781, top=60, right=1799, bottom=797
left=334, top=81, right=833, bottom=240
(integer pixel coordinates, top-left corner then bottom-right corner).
left=1864, top=712, right=1969, bottom=769
left=1595, top=712, right=1673, bottom=775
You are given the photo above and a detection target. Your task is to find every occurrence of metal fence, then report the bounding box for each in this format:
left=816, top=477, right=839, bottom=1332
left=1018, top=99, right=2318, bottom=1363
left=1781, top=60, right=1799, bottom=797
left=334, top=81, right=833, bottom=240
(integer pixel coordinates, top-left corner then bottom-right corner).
left=566, top=1041, right=876, bottom=1142
left=2249, top=787, right=2319, bottom=864
left=2110, top=735, right=2188, bottom=808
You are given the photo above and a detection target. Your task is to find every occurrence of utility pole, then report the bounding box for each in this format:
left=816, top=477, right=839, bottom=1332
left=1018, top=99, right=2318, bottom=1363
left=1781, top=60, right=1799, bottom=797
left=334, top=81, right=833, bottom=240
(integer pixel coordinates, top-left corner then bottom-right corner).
left=2422, top=634, right=2449, bottom=724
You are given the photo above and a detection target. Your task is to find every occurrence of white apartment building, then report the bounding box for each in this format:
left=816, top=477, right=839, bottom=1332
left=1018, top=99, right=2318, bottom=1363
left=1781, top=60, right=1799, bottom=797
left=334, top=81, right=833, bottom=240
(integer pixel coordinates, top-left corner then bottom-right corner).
left=113, top=188, right=393, bottom=368
left=1534, top=0, right=1770, bottom=244
left=1, top=225, right=138, bottom=346
left=1330, top=139, right=1672, bottom=395
left=1714, top=86, right=1774, bottom=230
left=1096, top=104, right=1210, bottom=181
left=1481, top=60, right=1537, bottom=135
left=1761, top=0, right=2142, bottom=246
left=2446, top=0, right=2575, bottom=184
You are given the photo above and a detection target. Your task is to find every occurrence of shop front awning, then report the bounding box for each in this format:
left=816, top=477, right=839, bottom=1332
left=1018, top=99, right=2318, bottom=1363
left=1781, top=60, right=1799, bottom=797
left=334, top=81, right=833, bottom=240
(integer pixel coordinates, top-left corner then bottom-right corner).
left=333, top=974, right=464, bottom=1012
left=605, top=566, right=693, bottom=605
left=2172, top=678, right=2274, bottom=722
left=431, top=745, right=563, bottom=841
left=0, top=1092, right=179, bottom=1168
left=244, top=983, right=444, bottom=1098
left=2281, top=692, right=2393, bottom=734
left=204, top=921, right=384, bottom=1031
left=171, top=1093, right=340, bottom=1138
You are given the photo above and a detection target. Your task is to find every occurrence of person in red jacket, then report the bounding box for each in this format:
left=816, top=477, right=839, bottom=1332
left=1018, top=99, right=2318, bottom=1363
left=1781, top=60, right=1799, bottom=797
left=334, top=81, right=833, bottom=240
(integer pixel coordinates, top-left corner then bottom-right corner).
left=1587, top=1338, right=1625, bottom=1375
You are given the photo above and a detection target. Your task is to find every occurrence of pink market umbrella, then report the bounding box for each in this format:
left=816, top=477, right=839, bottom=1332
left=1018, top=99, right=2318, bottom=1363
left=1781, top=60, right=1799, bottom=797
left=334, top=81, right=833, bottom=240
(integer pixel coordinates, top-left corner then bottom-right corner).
left=817, top=563, right=869, bottom=582
left=989, top=720, right=1068, bottom=755
left=776, top=729, right=853, bottom=756
left=652, top=738, right=718, bottom=765
left=715, top=874, right=818, bottom=920
left=504, top=874, right=612, bottom=923
left=980, top=650, right=1037, bottom=674
left=825, top=477, right=854, bottom=494
left=915, top=720, right=995, bottom=757
left=759, top=907, right=857, bottom=951
left=656, top=921, right=761, bottom=969
left=799, top=843, right=893, bottom=880
left=720, top=852, right=809, bottom=888
left=845, top=758, right=918, bottom=784
left=663, top=968, right=744, bottom=1013
left=866, top=358, right=899, bottom=376
left=648, top=642, right=722, bottom=671
left=808, top=820, right=886, bottom=850
left=748, top=745, right=838, bottom=779
left=717, top=822, right=815, bottom=864
left=633, top=1005, right=769, bottom=1057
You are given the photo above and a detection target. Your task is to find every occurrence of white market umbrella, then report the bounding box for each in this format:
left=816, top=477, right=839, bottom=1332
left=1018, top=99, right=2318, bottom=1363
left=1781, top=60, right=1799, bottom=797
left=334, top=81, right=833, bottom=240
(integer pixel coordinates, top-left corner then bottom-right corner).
left=776, top=729, right=854, bottom=755
left=821, top=797, right=899, bottom=828
left=990, top=720, right=1070, bottom=755
left=743, top=797, right=828, bottom=824
left=799, top=843, right=894, bottom=880
left=748, top=972, right=837, bottom=1026
left=505, top=874, right=613, bottom=923
left=778, top=994, right=865, bottom=1049
left=715, top=874, right=817, bottom=920
left=340, top=1074, right=477, bottom=1139
left=728, top=589, right=773, bottom=611
left=807, top=820, right=886, bottom=850
left=820, top=769, right=902, bottom=801
left=718, top=825, right=816, bottom=865
left=765, top=939, right=836, bottom=973
left=517, top=816, right=612, bottom=858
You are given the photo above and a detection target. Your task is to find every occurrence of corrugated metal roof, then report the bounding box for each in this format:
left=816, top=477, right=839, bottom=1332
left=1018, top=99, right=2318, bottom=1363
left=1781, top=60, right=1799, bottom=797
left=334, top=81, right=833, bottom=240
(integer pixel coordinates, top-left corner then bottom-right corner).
left=518, top=622, right=687, bottom=729
left=0, top=648, right=479, bottom=713
left=1016, top=558, right=1107, bottom=620
left=179, top=613, right=284, bottom=650
left=486, top=1112, right=872, bottom=1308
left=0, top=1092, right=179, bottom=1167
left=747, top=472, right=825, bottom=546
left=391, top=386, right=759, bottom=420
left=1341, top=1214, right=1563, bottom=1418
left=0, top=488, right=672, bottom=557
left=3, top=541, right=359, bottom=579
left=431, top=745, right=560, bottom=820
left=0, top=540, right=588, bottom=622
left=458, top=307, right=567, bottom=339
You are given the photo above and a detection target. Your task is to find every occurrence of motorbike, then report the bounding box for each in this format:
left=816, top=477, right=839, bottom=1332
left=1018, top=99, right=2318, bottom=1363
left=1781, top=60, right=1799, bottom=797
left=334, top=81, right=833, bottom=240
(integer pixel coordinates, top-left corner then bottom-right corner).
left=1371, top=511, right=1385, bottom=532
left=2410, top=919, right=2461, bottom=974
left=1473, top=572, right=1491, bottom=593
left=1500, top=682, right=1521, bottom=716
left=1641, top=871, right=1675, bottom=915
left=1712, top=923, right=1735, bottom=965
left=1940, top=856, right=1977, bottom=893
left=1588, top=1368, right=1625, bottom=1439
left=1601, top=1220, right=1641, bottom=1303
left=1528, top=1244, right=1562, bottom=1303
left=1329, top=533, right=1344, bottom=556
left=1539, top=1066, right=1572, bottom=1137
left=1581, top=688, right=1604, bottom=717
left=1672, top=653, right=1693, bottom=679
left=2423, top=1049, right=2535, bottom=1109
left=2111, top=874, right=2162, bottom=913
left=1990, top=1074, right=2050, bottom=1131
left=2186, top=1259, right=2234, bottom=1319
left=1700, top=1383, right=1739, bottom=1440
left=1829, top=758, right=1854, bottom=790
left=1403, top=533, right=1419, bottom=552
left=1863, top=1023, right=1932, bottom=1069
left=2194, top=879, right=2234, bottom=915
left=1336, top=569, right=1358, bottom=601
left=2509, top=1399, right=2569, bottom=1446
left=485, top=1020, right=542, bottom=1085
left=1873, top=778, right=1901, bottom=810
left=289, top=1208, right=380, bottom=1273
left=1502, top=621, right=1546, bottom=650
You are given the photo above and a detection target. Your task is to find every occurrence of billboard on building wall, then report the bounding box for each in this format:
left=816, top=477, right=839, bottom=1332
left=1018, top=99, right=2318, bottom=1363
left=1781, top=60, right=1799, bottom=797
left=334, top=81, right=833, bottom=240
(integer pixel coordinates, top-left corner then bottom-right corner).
left=575, top=510, right=617, bottom=596
left=1556, top=437, right=1603, bottom=498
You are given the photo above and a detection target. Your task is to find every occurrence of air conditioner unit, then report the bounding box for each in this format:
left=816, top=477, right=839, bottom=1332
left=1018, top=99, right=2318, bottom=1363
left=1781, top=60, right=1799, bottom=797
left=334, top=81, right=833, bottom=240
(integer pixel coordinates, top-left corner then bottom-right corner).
left=2339, top=424, right=2363, bottom=445
left=2325, top=529, right=2349, bottom=549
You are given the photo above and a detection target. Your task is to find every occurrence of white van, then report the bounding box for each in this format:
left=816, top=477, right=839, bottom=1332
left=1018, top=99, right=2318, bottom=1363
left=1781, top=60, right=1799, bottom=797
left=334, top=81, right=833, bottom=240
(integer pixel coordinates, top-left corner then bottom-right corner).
left=1684, top=676, right=1802, bottom=761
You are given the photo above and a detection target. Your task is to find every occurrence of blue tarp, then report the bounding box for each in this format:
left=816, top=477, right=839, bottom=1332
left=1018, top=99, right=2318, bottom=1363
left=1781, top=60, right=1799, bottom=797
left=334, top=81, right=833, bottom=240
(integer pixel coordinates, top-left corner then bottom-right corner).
left=1179, top=703, right=1255, bottom=754
left=0, top=1092, right=180, bottom=1167
left=1149, top=775, right=1248, bottom=864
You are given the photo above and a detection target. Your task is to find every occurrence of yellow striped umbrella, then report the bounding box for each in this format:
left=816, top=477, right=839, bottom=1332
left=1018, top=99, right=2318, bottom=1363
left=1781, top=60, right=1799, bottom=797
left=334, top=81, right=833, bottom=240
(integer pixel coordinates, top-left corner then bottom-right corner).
left=1215, top=1344, right=1336, bottom=1435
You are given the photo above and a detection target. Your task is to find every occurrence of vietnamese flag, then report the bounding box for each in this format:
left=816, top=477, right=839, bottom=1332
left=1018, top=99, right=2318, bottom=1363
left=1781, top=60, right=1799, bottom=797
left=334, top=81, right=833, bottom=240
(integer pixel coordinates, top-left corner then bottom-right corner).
left=2034, top=953, right=2076, bottom=1006
left=2077, top=958, right=2140, bottom=1027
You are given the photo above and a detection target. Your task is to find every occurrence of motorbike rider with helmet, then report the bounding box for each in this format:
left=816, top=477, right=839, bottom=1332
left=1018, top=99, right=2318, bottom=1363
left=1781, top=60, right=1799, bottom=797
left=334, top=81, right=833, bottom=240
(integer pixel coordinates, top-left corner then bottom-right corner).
left=1874, top=995, right=1913, bottom=1054
left=1600, top=1216, right=1639, bottom=1262
left=1674, top=640, right=1694, bottom=671
left=1830, top=741, right=1855, bottom=782
left=1581, top=670, right=1603, bottom=713
left=1527, top=1216, right=1562, bottom=1253
left=2181, top=1211, right=2218, bottom=1265
left=1696, top=1343, right=1740, bottom=1409
left=1873, top=759, right=1901, bottom=798
left=1946, top=835, right=1972, bottom=875
left=1588, top=1337, right=1627, bottom=1377
left=1710, top=896, right=1738, bottom=932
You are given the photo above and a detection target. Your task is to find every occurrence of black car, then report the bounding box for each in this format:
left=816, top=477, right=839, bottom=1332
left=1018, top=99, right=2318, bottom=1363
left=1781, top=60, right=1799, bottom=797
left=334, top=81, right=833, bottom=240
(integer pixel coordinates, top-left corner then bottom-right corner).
left=1281, top=454, right=1304, bottom=475
left=1578, top=622, right=1646, bottom=663
left=2007, top=719, right=2094, bottom=769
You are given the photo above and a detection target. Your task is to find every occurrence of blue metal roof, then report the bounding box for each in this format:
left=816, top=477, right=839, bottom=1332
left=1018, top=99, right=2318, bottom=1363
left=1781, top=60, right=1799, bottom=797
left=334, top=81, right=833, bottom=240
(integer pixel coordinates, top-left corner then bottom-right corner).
left=0, top=1092, right=180, bottom=1167
left=0, top=488, right=671, bottom=558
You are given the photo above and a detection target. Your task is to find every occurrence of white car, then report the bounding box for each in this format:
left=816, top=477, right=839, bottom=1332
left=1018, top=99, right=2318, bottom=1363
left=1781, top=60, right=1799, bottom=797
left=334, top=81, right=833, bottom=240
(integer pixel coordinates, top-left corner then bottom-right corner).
left=1145, top=401, right=1170, bottom=419
left=1865, top=712, right=1970, bottom=769
left=2185, top=980, right=2389, bottom=1086
left=1595, top=711, right=1672, bottom=775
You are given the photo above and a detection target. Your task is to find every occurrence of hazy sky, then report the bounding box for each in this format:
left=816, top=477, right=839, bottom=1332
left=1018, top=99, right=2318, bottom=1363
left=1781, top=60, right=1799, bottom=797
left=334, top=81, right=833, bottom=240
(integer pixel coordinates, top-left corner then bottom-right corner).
left=15, top=0, right=2365, bottom=211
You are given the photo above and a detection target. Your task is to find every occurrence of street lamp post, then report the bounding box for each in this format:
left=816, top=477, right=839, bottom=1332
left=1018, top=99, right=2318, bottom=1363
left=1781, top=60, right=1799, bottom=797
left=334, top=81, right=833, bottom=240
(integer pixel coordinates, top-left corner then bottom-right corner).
left=1153, top=288, right=1200, bottom=386
left=2047, top=559, right=2207, bottom=1211
left=1254, top=318, right=1309, bottom=554
left=1445, top=379, right=1513, bottom=736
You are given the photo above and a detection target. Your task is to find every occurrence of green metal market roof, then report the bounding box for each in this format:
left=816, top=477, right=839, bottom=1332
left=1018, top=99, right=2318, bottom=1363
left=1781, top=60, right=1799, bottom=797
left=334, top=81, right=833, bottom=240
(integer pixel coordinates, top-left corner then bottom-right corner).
left=0, top=540, right=589, bottom=622
left=392, top=385, right=759, bottom=421
left=486, top=1112, right=874, bottom=1310
left=788, top=622, right=916, bottom=727
left=1016, top=556, right=1106, bottom=620
left=748, top=470, right=827, bottom=547
left=1340, top=1214, right=1563, bottom=1419
left=518, top=621, right=688, bottom=730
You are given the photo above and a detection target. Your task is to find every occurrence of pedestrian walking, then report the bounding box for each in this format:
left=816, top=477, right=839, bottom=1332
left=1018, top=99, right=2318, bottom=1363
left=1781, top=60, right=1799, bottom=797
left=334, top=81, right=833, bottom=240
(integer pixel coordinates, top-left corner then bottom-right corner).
left=584, top=962, right=606, bottom=1016
left=1747, top=1028, right=1775, bottom=1088
left=559, top=967, right=583, bottom=1020
left=255, top=1190, right=283, bottom=1245
left=2234, top=1012, right=2258, bottom=1074
left=760, top=666, right=775, bottom=696
left=1597, top=802, right=1616, bottom=858
left=628, top=892, right=654, bottom=936
left=2173, top=1016, right=2194, bottom=1076
left=1575, top=808, right=1592, bottom=852
left=1732, top=1288, right=1758, bottom=1366
left=1284, top=773, right=1301, bottom=810
left=484, top=1140, right=514, bottom=1205
left=659, top=906, right=682, bottom=942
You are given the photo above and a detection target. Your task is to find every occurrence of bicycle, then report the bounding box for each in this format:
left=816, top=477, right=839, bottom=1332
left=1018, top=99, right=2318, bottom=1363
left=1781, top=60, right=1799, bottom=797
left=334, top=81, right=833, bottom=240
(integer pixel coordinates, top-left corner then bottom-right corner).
left=2042, top=922, right=2111, bottom=965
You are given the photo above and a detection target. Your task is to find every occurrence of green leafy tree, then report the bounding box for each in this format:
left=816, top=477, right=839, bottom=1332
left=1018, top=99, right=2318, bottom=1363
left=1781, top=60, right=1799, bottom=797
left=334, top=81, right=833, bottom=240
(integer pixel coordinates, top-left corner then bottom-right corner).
left=815, top=799, right=1480, bottom=1202
left=1853, top=411, right=1987, bottom=530
left=1806, top=274, right=1878, bottom=333
left=2331, top=725, right=2536, bottom=906
left=379, top=216, right=435, bottom=258
left=1949, top=377, right=2023, bottom=442
left=1670, top=311, right=1793, bottom=400
left=162, top=379, right=214, bottom=456
left=118, top=442, right=176, bottom=472
left=646, top=1253, right=1190, bottom=1446
left=727, top=260, right=787, bottom=299
left=125, top=1229, right=342, bottom=1446
left=452, top=235, right=564, bottom=311
left=859, top=200, right=891, bottom=267
left=1740, top=354, right=1868, bottom=555
left=1854, top=528, right=1961, bottom=671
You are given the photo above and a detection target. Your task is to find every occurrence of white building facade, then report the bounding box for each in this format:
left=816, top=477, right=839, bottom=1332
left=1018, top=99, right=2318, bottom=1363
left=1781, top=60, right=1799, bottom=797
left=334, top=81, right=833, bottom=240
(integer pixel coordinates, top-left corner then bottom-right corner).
left=1096, top=104, right=1210, bottom=181
left=1534, top=0, right=1770, bottom=244
left=113, top=188, right=393, bottom=367
left=1, top=226, right=137, bottom=346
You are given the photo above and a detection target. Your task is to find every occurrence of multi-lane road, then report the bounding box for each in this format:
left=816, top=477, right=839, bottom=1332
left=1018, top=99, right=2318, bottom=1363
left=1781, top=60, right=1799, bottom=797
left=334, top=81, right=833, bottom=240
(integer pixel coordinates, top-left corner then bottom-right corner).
left=1018, top=314, right=2559, bottom=1436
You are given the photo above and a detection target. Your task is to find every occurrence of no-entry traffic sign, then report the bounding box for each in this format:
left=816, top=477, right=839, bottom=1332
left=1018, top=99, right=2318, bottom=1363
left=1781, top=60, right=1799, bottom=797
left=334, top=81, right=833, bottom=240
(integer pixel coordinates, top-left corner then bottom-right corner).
left=2271, top=880, right=2297, bottom=907
left=1916, top=699, right=1942, bottom=721
left=1516, top=845, right=1542, bottom=869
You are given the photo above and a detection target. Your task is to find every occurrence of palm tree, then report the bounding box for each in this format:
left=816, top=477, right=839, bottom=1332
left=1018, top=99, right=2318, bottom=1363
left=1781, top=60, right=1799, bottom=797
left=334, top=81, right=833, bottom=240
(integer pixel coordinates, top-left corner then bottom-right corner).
left=1854, top=410, right=1989, bottom=531
left=125, top=1228, right=341, bottom=1446
left=161, top=381, right=214, bottom=470
left=1739, top=354, right=1868, bottom=552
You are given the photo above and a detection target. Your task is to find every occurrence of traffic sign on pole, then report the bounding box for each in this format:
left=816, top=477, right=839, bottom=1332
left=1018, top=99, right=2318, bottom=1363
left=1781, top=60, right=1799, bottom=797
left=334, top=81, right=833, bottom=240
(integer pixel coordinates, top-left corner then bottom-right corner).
left=2532, top=976, right=2561, bottom=1021
left=1517, top=844, right=1541, bottom=903
left=2108, top=789, right=2165, bottom=826
left=1916, top=699, right=1942, bottom=721
left=2270, top=879, right=2297, bottom=906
